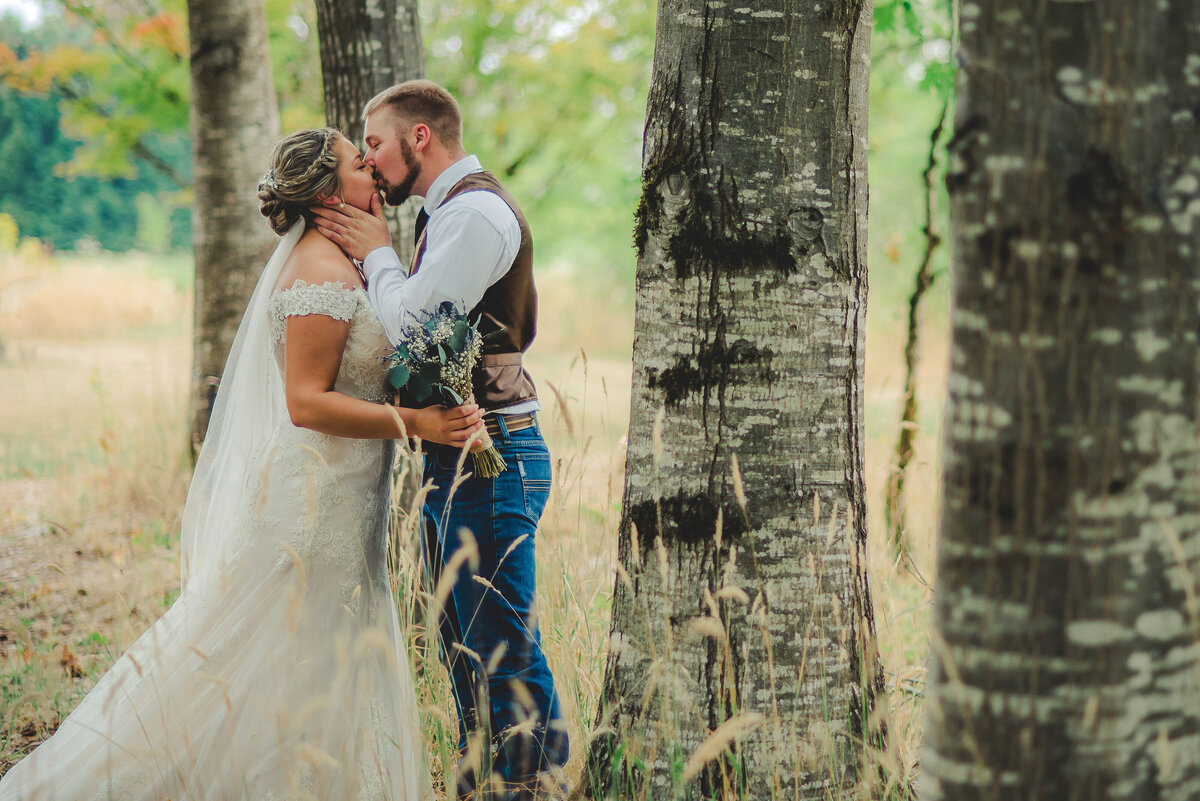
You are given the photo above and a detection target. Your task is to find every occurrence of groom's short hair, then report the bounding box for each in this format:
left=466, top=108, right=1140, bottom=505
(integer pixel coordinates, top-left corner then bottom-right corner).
left=364, top=80, right=463, bottom=146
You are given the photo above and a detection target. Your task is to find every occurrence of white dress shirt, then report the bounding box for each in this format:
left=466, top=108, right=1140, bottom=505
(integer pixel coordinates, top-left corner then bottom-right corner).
left=362, top=155, right=539, bottom=415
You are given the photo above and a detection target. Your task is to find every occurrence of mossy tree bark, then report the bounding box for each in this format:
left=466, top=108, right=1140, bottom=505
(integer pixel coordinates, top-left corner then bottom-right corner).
left=314, top=0, right=424, bottom=263
left=922, top=2, right=1200, bottom=799
left=187, top=0, right=280, bottom=454
left=585, top=1, right=882, bottom=799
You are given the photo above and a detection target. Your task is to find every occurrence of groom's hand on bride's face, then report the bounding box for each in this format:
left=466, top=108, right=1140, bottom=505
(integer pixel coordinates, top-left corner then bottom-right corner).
left=408, top=402, right=484, bottom=447
left=311, top=193, right=392, bottom=263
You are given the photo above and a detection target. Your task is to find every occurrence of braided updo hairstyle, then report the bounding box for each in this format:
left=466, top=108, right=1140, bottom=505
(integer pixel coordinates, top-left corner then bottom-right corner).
left=257, top=128, right=343, bottom=235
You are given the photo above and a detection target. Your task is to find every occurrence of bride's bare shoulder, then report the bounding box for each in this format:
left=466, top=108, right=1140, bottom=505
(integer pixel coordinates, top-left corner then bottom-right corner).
left=278, top=228, right=360, bottom=288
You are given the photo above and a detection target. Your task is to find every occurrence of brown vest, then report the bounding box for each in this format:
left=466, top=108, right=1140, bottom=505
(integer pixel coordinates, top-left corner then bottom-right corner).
left=411, top=171, right=538, bottom=410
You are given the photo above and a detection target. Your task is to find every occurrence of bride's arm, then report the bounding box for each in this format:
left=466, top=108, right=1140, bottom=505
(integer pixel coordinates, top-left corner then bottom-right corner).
left=284, top=312, right=483, bottom=443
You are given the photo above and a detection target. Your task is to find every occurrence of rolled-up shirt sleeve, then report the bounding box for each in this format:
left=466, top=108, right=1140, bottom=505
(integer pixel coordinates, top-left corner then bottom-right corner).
left=361, top=200, right=518, bottom=346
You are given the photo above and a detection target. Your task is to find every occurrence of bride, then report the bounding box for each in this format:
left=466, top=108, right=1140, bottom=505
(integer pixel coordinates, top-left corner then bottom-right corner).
left=0, top=128, right=483, bottom=800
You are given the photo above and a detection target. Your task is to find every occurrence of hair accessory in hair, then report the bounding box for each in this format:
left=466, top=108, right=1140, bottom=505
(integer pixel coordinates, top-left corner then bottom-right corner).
left=262, top=169, right=279, bottom=190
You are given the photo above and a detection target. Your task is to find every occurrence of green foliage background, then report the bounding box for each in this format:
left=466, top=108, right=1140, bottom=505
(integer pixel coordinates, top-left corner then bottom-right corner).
left=0, top=12, right=191, bottom=251
left=0, top=0, right=656, bottom=272
left=0, top=0, right=954, bottom=298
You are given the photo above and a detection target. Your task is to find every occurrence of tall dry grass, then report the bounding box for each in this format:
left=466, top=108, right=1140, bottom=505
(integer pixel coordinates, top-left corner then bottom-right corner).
left=0, top=249, right=945, bottom=797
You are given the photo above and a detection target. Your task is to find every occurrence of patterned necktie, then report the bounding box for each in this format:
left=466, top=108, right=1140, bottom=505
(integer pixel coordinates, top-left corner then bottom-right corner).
left=414, top=207, right=429, bottom=247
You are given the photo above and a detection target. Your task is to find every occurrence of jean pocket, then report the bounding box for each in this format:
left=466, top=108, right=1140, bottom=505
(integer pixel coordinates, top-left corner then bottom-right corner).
left=515, top=453, right=552, bottom=519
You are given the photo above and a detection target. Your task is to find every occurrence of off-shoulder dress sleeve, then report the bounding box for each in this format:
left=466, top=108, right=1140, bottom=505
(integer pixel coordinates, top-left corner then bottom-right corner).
left=268, top=280, right=360, bottom=342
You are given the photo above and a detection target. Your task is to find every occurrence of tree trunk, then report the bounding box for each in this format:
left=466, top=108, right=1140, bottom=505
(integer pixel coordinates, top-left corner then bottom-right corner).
left=313, top=0, right=424, bottom=263
left=312, top=0, right=428, bottom=663
left=923, top=3, right=1200, bottom=800
left=585, top=1, right=881, bottom=799
left=186, top=0, right=280, bottom=453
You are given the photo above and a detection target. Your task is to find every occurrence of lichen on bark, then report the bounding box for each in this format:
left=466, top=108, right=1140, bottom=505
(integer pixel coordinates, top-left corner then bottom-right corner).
left=924, top=3, right=1200, bottom=800
left=586, top=0, right=882, bottom=799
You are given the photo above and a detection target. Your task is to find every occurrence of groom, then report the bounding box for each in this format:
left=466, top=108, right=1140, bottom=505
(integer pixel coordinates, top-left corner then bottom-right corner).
left=312, top=80, right=568, bottom=800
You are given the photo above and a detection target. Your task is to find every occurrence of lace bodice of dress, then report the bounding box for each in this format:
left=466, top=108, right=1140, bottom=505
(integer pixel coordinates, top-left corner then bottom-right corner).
left=268, top=280, right=392, bottom=404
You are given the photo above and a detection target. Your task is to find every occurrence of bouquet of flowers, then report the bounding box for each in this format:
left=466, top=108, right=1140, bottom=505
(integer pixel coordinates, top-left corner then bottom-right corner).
left=384, top=301, right=507, bottom=477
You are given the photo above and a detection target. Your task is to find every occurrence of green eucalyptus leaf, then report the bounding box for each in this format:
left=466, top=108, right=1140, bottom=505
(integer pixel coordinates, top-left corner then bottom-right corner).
left=449, top=319, right=469, bottom=351
left=420, top=361, right=441, bottom=383
left=481, top=327, right=510, bottom=345
left=407, top=374, right=432, bottom=404
left=437, top=343, right=448, bottom=364
left=387, top=363, right=410, bottom=389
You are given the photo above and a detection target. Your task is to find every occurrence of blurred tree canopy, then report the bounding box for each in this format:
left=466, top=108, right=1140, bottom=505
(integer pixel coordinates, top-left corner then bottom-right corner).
left=0, top=10, right=192, bottom=251
left=422, top=0, right=655, bottom=270
left=0, top=0, right=952, bottom=273
left=0, top=0, right=655, bottom=273
left=873, top=0, right=954, bottom=103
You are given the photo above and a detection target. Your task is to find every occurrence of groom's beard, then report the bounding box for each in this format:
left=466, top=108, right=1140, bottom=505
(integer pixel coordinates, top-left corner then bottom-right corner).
left=382, top=138, right=421, bottom=206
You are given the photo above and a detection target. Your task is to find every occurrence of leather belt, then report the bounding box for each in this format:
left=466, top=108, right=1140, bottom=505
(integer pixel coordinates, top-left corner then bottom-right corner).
left=485, top=412, right=535, bottom=438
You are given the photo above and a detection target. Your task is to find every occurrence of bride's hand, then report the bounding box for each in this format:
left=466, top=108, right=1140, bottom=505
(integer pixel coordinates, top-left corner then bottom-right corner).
left=311, top=193, right=392, bottom=263
left=409, top=402, right=484, bottom=447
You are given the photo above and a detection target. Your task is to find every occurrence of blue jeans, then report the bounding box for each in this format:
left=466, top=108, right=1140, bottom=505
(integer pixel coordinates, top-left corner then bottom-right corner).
left=421, top=414, right=569, bottom=793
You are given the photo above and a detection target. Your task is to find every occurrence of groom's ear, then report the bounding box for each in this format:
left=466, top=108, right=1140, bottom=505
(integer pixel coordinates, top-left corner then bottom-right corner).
left=411, top=123, right=432, bottom=153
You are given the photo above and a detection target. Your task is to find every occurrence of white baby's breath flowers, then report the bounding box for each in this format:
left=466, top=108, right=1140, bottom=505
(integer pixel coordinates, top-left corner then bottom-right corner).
left=384, top=304, right=507, bottom=476
left=433, top=318, right=454, bottom=342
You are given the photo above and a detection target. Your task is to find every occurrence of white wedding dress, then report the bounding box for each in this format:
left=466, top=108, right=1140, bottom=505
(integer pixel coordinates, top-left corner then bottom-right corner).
left=0, top=223, right=433, bottom=801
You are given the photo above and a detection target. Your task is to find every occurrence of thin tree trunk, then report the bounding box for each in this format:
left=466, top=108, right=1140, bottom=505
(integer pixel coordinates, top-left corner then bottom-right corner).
left=186, top=0, right=279, bottom=454
left=312, top=0, right=428, bottom=662
left=923, top=3, right=1200, bottom=799
left=585, top=1, right=882, bottom=799
left=313, top=0, right=424, bottom=263
left=885, top=106, right=946, bottom=564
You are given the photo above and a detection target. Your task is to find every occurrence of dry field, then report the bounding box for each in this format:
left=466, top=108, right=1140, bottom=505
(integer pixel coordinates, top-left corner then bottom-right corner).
left=0, top=244, right=948, bottom=796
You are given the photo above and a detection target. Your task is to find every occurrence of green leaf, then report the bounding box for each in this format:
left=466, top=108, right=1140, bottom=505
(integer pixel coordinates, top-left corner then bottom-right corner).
left=395, top=342, right=409, bottom=360
left=440, top=385, right=464, bottom=406
left=449, top=319, right=470, bottom=351
left=407, top=374, right=432, bottom=404
left=420, top=361, right=441, bottom=383
left=387, top=363, right=410, bottom=389
left=437, top=343, right=448, bottom=364
left=874, top=1, right=897, bottom=34
left=902, top=1, right=922, bottom=37
left=482, top=327, right=510, bottom=345
left=919, top=60, right=956, bottom=101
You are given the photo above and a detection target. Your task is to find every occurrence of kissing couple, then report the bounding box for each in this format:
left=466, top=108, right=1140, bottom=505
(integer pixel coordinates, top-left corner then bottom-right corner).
left=0, top=80, right=568, bottom=801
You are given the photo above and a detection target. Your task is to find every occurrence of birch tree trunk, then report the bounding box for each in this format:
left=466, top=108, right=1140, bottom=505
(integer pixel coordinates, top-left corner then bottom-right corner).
left=922, top=3, right=1200, bottom=799
left=585, top=1, right=881, bottom=799
left=187, top=0, right=279, bottom=453
left=314, top=0, right=424, bottom=263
